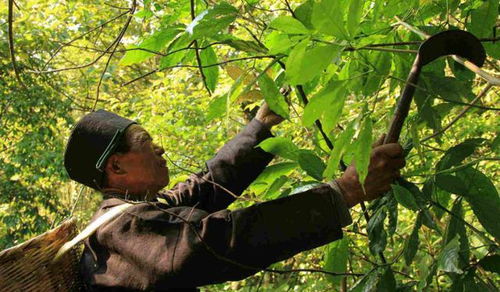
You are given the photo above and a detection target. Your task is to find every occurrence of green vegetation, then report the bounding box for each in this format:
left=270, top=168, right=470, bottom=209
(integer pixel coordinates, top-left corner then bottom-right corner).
left=1, top=0, right=498, bottom=290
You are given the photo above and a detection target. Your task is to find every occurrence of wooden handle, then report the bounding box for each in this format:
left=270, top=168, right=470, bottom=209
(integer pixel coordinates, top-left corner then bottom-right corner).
left=384, top=55, right=422, bottom=144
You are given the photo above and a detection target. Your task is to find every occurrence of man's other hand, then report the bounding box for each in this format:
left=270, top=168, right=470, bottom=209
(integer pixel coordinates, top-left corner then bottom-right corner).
left=255, top=103, right=284, bottom=129
left=336, top=141, right=406, bottom=208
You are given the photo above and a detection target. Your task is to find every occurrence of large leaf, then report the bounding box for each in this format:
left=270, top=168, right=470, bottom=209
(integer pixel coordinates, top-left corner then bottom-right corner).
left=298, top=150, right=326, bottom=180
left=186, top=2, right=238, bottom=39
left=468, top=0, right=498, bottom=38
left=294, top=0, right=314, bottom=29
left=206, top=95, right=226, bottom=121
left=445, top=199, right=469, bottom=267
left=367, top=207, right=387, bottom=255
left=264, top=31, right=295, bottom=55
left=120, top=26, right=183, bottom=66
left=286, top=40, right=341, bottom=85
left=258, top=74, right=290, bottom=119
left=302, top=80, right=346, bottom=129
left=258, top=137, right=299, bottom=160
left=392, top=184, right=419, bottom=211
left=436, top=139, right=484, bottom=171
left=404, top=213, right=422, bottom=266
left=311, top=0, right=349, bottom=39
left=269, top=16, right=310, bottom=35
left=249, top=162, right=298, bottom=194
left=353, top=117, right=372, bottom=186
left=199, top=46, right=219, bottom=92
left=323, top=122, right=355, bottom=179
left=324, top=237, right=348, bottom=285
left=456, top=167, right=500, bottom=240
left=438, top=235, right=463, bottom=274
left=347, top=0, right=364, bottom=37
left=435, top=174, right=468, bottom=196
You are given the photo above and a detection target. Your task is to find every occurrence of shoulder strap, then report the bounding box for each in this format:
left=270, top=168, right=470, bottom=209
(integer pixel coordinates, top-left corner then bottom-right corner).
left=53, top=203, right=133, bottom=262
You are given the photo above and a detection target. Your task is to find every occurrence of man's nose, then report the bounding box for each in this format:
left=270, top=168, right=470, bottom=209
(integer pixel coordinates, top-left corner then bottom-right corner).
left=154, top=144, right=165, bottom=155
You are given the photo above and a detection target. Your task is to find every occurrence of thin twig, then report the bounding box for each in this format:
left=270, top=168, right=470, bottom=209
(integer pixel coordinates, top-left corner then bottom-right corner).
left=93, top=0, right=137, bottom=110
left=121, top=55, right=275, bottom=86
left=191, top=0, right=212, bottom=96
left=42, top=11, right=129, bottom=70
left=420, top=84, right=493, bottom=142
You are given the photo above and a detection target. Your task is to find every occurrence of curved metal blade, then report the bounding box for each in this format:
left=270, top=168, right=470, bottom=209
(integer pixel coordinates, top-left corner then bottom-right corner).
left=418, top=30, right=486, bottom=66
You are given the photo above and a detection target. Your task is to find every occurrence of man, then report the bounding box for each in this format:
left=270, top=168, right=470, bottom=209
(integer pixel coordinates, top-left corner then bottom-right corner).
left=64, top=105, right=405, bottom=291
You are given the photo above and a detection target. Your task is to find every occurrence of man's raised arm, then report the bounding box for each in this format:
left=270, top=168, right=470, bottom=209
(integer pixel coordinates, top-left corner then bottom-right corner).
left=158, top=103, right=284, bottom=212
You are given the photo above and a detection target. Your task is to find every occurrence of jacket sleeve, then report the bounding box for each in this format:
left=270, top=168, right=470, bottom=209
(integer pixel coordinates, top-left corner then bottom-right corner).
left=101, top=184, right=352, bottom=289
left=157, top=119, right=274, bottom=213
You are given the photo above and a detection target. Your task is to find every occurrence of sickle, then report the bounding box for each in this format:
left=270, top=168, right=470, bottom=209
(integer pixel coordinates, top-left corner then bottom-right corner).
left=384, top=30, right=486, bottom=144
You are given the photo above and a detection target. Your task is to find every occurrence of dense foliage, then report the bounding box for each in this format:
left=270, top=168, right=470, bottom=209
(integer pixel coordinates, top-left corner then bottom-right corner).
left=1, top=0, right=499, bottom=291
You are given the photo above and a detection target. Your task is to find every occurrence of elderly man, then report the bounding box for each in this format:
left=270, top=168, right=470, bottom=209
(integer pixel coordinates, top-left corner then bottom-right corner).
left=64, top=105, right=405, bottom=291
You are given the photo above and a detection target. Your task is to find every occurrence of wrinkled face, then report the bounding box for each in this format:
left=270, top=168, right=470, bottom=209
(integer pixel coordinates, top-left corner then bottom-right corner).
left=112, top=125, right=169, bottom=197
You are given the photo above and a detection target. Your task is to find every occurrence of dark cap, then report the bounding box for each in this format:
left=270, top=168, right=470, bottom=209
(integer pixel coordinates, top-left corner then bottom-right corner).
left=64, top=109, right=137, bottom=189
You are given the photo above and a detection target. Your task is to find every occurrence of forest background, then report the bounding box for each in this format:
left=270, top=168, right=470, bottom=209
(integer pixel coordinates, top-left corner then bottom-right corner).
left=1, top=0, right=499, bottom=291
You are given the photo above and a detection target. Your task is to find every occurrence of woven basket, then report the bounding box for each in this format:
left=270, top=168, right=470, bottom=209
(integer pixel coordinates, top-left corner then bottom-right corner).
left=0, top=203, right=132, bottom=292
left=0, top=219, right=83, bottom=292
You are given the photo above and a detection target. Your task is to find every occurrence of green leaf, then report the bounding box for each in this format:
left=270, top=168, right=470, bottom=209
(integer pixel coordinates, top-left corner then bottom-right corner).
left=264, top=31, right=295, bottom=55
left=478, top=255, right=500, bottom=274
left=392, top=184, right=419, bottom=211
left=221, top=39, right=268, bottom=54
left=263, top=176, right=289, bottom=200
left=377, top=267, right=397, bottom=291
left=469, top=0, right=498, bottom=38
left=456, top=167, right=500, bottom=240
left=186, top=2, right=238, bottom=39
left=120, top=26, right=183, bottom=66
left=404, top=213, right=422, bottom=266
left=258, top=74, right=290, bottom=119
left=436, top=139, right=484, bottom=171
left=294, top=0, right=314, bottom=29
left=250, top=162, right=298, bottom=194
left=367, top=207, right=387, bottom=255
left=206, top=95, right=227, bottom=121
left=363, top=51, right=392, bottom=96
left=323, top=122, right=354, bottom=179
left=302, top=80, right=346, bottom=129
left=438, top=235, right=463, bottom=274
left=324, top=237, right=348, bottom=285
left=199, top=46, right=219, bottom=92
left=445, top=199, right=469, bottom=267
left=286, top=40, right=341, bottom=85
left=258, top=137, right=299, bottom=160
left=298, top=150, right=326, bottom=180
left=269, top=16, right=310, bottom=35
left=435, top=174, right=468, bottom=196
left=347, top=0, right=364, bottom=37
left=311, top=0, right=349, bottom=39
left=353, top=117, right=372, bottom=186
left=159, top=33, right=192, bottom=68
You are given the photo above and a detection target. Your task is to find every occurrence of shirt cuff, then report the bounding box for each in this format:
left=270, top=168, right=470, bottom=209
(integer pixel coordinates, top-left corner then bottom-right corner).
left=327, top=180, right=353, bottom=228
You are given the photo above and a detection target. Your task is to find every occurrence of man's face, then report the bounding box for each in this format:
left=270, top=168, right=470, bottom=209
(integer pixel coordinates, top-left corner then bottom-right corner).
left=113, top=125, right=170, bottom=197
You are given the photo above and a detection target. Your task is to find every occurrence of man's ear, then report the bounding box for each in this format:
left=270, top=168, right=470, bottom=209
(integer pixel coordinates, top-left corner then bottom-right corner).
left=105, top=154, right=127, bottom=175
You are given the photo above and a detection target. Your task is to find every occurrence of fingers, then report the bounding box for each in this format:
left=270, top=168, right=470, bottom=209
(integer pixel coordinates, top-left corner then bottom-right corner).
left=374, top=143, right=403, bottom=158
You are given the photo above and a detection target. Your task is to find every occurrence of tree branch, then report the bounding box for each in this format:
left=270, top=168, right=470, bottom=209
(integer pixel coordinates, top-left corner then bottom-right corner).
left=420, top=84, right=493, bottom=142
left=93, top=1, right=137, bottom=111
left=191, top=0, right=212, bottom=96
left=42, top=10, right=129, bottom=70
left=8, top=0, right=25, bottom=88
left=121, top=55, right=275, bottom=86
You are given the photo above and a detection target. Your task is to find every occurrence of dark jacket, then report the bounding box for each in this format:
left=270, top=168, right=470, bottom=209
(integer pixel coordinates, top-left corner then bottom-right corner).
left=80, top=119, right=352, bottom=291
